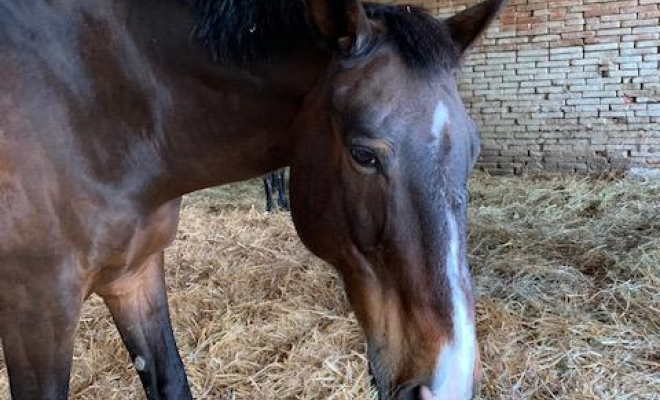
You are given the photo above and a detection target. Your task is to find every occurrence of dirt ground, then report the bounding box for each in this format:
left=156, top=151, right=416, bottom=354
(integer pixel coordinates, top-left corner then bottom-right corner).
left=1, top=172, right=658, bottom=400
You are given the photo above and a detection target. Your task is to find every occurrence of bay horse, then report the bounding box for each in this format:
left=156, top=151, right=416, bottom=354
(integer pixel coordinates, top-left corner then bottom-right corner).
left=0, top=0, right=506, bottom=399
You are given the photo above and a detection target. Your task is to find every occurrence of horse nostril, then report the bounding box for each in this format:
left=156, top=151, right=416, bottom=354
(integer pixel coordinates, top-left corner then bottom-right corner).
left=395, top=383, right=423, bottom=400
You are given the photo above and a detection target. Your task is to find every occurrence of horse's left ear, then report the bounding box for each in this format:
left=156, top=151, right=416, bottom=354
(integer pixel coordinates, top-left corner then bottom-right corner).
left=307, top=0, right=373, bottom=56
left=446, top=0, right=508, bottom=54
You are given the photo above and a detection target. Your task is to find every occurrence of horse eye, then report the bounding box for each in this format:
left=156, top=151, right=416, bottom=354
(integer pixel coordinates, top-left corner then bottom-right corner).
left=350, top=146, right=378, bottom=169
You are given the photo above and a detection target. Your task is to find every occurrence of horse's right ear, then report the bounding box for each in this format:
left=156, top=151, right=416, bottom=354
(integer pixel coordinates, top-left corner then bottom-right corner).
left=446, top=0, right=508, bottom=54
left=307, top=0, right=373, bottom=56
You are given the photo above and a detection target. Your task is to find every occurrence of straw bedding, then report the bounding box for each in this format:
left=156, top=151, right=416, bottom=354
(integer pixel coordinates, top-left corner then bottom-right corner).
left=0, top=172, right=658, bottom=399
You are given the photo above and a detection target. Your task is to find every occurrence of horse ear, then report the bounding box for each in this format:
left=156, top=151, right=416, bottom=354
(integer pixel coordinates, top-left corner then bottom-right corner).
left=445, top=0, right=508, bottom=54
left=307, top=0, right=373, bottom=56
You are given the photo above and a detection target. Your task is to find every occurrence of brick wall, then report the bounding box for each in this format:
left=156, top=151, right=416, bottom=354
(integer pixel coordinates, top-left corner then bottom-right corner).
left=392, top=0, right=660, bottom=174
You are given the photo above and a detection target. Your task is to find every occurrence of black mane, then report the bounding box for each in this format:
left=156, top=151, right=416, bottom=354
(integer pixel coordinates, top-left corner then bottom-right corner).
left=190, top=0, right=310, bottom=66
left=190, top=0, right=460, bottom=71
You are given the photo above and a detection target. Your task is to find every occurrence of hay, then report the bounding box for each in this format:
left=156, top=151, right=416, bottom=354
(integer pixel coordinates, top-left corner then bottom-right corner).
left=0, top=172, right=658, bottom=399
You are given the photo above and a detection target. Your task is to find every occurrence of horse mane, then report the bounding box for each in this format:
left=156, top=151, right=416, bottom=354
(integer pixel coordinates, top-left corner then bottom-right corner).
left=364, top=3, right=461, bottom=71
left=190, top=0, right=311, bottom=66
left=189, top=0, right=460, bottom=71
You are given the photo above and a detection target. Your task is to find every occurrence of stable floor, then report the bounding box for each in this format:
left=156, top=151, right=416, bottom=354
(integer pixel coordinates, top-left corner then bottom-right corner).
left=1, top=173, right=658, bottom=399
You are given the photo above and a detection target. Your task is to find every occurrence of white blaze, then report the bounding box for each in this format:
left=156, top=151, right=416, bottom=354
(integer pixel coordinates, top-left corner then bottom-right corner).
left=431, top=101, right=450, bottom=138
left=429, top=208, right=476, bottom=400
left=424, top=99, right=475, bottom=399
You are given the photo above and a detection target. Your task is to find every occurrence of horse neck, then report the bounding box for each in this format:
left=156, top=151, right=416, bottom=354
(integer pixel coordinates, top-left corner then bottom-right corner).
left=147, top=54, right=327, bottom=203
left=117, top=0, right=328, bottom=206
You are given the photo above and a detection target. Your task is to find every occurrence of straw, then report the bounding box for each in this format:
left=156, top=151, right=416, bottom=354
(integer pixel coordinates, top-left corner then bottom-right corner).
left=1, top=172, right=658, bottom=399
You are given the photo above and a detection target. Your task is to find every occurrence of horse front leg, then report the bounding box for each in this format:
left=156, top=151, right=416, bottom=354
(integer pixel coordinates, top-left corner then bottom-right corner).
left=0, top=264, right=83, bottom=400
left=98, top=252, right=192, bottom=400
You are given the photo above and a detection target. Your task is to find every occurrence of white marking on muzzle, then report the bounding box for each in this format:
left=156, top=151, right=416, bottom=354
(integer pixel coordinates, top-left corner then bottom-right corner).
left=430, top=207, right=476, bottom=400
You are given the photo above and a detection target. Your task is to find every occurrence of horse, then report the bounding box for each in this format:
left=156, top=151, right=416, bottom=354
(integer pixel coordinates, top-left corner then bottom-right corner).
left=263, top=169, right=289, bottom=212
left=0, top=0, right=506, bottom=399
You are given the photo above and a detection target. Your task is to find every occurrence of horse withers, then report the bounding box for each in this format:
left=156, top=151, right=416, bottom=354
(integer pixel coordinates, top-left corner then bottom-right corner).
left=0, top=0, right=506, bottom=399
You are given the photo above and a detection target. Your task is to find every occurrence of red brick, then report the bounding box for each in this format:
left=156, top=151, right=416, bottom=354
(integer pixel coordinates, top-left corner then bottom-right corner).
left=391, top=0, right=660, bottom=173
